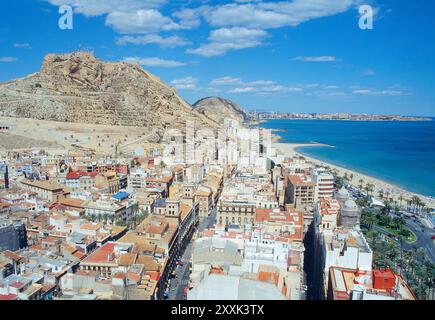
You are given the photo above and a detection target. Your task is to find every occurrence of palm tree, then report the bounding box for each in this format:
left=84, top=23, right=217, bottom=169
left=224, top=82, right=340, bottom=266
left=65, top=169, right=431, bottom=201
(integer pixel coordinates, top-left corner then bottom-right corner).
left=406, top=199, right=412, bottom=211
left=425, top=207, right=432, bottom=219
left=398, top=195, right=404, bottom=209
left=420, top=203, right=426, bottom=216
left=378, top=190, right=384, bottom=199
left=392, top=216, right=405, bottom=230
left=365, top=183, right=375, bottom=202
left=411, top=196, right=421, bottom=214
left=384, top=200, right=394, bottom=215
left=358, top=179, right=364, bottom=190
left=362, top=211, right=377, bottom=230
left=385, top=191, right=390, bottom=201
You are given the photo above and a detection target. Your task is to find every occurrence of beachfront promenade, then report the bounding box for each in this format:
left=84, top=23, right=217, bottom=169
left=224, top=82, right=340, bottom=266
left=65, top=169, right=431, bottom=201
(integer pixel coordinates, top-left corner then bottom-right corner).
left=273, top=142, right=435, bottom=209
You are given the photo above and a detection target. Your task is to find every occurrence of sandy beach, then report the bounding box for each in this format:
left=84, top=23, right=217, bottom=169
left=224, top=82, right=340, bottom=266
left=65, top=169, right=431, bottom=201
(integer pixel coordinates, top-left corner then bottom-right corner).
left=273, top=142, right=435, bottom=209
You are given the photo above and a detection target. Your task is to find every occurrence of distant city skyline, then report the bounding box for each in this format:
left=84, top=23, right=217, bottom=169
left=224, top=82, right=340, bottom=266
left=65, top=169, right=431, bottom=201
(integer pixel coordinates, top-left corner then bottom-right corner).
left=1, top=0, right=434, bottom=116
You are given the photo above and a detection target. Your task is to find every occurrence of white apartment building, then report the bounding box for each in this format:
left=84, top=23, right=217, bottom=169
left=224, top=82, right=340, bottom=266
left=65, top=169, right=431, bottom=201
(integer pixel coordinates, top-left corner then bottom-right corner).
left=312, top=168, right=335, bottom=199
left=319, top=228, right=373, bottom=296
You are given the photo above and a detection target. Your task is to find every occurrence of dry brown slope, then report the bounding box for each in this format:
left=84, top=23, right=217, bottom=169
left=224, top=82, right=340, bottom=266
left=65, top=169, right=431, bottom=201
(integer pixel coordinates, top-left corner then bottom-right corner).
left=193, top=96, right=248, bottom=124
left=0, top=52, right=219, bottom=135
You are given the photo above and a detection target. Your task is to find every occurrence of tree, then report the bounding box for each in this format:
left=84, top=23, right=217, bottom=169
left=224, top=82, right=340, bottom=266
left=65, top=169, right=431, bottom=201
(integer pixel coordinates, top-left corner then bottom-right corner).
left=381, top=200, right=393, bottom=215
left=411, top=196, right=422, bottom=214
left=378, top=214, right=392, bottom=227
left=362, top=211, right=377, bottom=230
left=334, top=176, right=345, bottom=190
left=398, top=195, right=404, bottom=209
left=420, top=203, right=426, bottom=216
left=385, top=191, right=390, bottom=202
left=392, top=216, right=405, bottom=230
left=358, top=179, right=364, bottom=190
left=406, top=199, right=411, bottom=211
left=365, top=183, right=374, bottom=201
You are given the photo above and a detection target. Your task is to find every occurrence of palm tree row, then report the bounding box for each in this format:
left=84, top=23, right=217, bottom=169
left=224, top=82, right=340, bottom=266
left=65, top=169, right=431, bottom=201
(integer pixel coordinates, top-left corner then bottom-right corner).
left=409, top=195, right=428, bottom=216
left=362, top=221, right=434, bottom=300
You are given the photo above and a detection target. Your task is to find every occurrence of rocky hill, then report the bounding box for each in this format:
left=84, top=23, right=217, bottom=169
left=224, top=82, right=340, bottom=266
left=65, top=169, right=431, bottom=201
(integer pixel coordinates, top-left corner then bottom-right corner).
left=193, top=97, right=248, bottom=124
left=0, top=52, right=219, bottom=136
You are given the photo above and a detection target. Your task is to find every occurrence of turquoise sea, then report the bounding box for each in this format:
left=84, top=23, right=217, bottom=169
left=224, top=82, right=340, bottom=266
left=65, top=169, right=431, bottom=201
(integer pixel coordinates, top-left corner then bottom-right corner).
left=261, top=119, right=435, bottom=197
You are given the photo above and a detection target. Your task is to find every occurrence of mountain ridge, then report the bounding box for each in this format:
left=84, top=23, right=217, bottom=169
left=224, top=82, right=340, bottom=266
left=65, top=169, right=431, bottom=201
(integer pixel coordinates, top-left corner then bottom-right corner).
left=193, top=96, right=248, bottom=124
left=0, top=51, right=219, bottom=136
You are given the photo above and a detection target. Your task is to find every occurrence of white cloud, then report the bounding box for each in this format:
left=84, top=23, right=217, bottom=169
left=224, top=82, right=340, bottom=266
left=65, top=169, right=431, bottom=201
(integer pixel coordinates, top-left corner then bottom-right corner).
left=47, top=1, right=193, bottom=34
left=210, top=77, right=244, bottom=86
left=209, top=76, right=305, bottom=94
left=170, top=77, right=197, bottom=90
left=201, top=0, right=357, bottom=29
left=234, top=0, right=263, bottom=3
left=229, top=85, right=304, bottom=94
left=292, top=56, right=338, bottom=62
left=352, top=89, right=406, bottom=96
left=187, top=27, right=268, bottom=57
left=362, top=68, right=375, bottom=76
left=249, top=80, right=277, bottom=86
left=13, top=43, right=31, bottom=49
left=327, top=92, right=346, bottom=96
left=46, top=0, right=360, bottom=58
left=116, top=34, right=190, bottom=47
left=210, top=77, right=276, bottom=87
left=230, top=87, right=256, bottom=93
left=172, top=7, right=210, bottom=29
left=0, top=57, right=17, bottom=62
left=106, top=9, right=181, bottom=34
left=47, top=0, right=166, bottom=17
left=123, top=56, right=187, bottom=67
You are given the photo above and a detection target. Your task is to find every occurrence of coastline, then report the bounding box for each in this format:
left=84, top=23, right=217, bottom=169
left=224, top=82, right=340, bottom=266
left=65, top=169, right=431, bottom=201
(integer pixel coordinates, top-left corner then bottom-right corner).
left=272, top=142, right=435, bottom=208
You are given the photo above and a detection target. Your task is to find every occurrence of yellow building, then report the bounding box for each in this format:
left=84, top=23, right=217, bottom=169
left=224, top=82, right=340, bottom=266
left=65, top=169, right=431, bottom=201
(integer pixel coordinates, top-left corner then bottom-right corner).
left=217, top=199, right=256, bottom=226
left=195, top=186, right=213, bottom=218
left=287, top=175, right=316, bottom=206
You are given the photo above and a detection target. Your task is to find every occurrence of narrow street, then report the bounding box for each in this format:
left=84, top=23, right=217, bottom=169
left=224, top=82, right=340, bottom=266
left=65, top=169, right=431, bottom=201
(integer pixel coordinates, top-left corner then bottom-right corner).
left=167, top=206, right=217, bottom=300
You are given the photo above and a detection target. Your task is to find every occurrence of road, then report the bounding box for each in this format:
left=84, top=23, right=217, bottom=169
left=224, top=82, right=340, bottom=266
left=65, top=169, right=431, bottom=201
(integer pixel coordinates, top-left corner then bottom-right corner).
left=168, top=206, right=217, bottom=300
left=348, top=184, right=435, bottom=263
left=371, top=212, right=434, bottom=262
left=400, top=212, right=435, bottom=262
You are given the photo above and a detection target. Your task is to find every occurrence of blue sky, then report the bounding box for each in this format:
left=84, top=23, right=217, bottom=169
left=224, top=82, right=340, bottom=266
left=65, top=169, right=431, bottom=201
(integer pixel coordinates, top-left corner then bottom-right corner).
left=1, top=0, right=434, bottom=116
